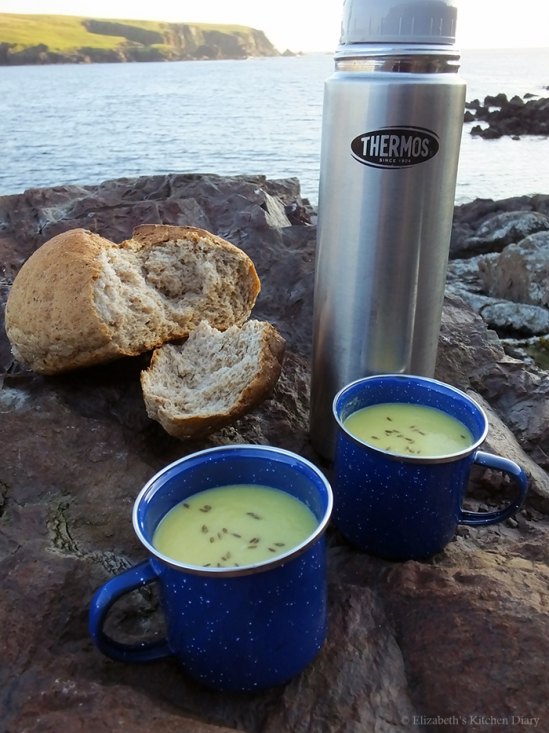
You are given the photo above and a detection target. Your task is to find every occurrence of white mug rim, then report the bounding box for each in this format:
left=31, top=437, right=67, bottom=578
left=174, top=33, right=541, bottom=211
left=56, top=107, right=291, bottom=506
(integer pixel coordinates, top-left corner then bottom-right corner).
left=133, top=444, right=333, bottom=577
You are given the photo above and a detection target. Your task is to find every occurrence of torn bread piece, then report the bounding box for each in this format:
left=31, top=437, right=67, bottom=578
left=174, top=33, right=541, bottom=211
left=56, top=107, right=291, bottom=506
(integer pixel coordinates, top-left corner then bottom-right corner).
left=140, top=319, right=285, bottom=439
left=5, top=225, right=260, bottom=374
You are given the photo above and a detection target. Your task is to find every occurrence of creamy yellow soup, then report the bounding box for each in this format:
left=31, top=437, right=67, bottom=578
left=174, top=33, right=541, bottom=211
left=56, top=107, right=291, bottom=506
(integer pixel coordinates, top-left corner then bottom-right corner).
left=343, top=402, right=474, bottom=457
left=152, top=484, right=318, bottom=568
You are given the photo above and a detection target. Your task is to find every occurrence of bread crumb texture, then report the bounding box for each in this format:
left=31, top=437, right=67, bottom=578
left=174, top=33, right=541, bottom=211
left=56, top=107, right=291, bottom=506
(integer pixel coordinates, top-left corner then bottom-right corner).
left=95, top=229, right=259, bottom=350
left=141, top=319, right=285, bottom=440
left=5, top=225, right=260, bottom=374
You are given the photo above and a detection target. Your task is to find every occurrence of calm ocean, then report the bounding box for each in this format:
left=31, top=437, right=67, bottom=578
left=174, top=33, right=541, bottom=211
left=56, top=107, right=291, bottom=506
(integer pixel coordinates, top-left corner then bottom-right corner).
left=1, top=47, right=548, bottom=205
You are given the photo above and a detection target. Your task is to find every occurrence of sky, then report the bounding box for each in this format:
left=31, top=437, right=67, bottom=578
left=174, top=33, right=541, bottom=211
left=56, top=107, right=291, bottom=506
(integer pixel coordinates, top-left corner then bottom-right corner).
left=0, top=1, right=548, bottom=53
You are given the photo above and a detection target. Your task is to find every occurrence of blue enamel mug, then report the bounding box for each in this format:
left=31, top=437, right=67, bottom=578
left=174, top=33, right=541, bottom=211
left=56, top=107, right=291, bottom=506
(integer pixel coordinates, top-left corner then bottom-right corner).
left=332, top=375, right=529, bottom=561
left=88, top=445, right=333, bottom=692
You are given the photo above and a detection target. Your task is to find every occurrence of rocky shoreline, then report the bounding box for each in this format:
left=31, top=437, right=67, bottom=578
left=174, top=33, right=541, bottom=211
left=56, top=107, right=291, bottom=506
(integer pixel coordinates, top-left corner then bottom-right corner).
left=465, top=92, right=549, bottom=138
left=450, top=194, right=549, bottom=345
left=1, top=173, right=548, bottom=732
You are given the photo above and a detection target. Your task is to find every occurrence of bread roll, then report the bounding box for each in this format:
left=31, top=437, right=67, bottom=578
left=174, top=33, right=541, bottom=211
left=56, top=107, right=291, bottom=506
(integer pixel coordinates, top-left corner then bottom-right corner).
left=5, top=225, right=260, bottom=374
left=140, top=319, right=285, bottom=439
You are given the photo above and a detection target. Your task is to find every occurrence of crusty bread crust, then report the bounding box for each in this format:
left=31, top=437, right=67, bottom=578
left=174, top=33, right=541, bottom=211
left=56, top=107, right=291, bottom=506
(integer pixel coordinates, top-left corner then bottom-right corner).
left=140, top=320, right=286, bottom=440
left=5, top=225, right=260, bottom=374
left=5, top=229, right=124, bottom=374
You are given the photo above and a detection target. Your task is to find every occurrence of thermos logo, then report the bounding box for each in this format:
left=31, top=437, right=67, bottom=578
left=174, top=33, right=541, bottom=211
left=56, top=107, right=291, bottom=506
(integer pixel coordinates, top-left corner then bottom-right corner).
left=351, top=126, right=439, bottom=169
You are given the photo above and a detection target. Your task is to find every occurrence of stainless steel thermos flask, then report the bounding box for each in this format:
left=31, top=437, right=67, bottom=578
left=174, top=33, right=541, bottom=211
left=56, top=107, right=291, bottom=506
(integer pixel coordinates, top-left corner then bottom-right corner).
left=310, top=0, right=466, bottom=459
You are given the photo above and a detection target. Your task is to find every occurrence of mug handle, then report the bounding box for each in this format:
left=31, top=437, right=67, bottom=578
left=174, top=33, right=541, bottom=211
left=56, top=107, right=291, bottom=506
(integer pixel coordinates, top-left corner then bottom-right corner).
left=459, top=450, right=529, bottom=526
left=88, top=559, right=171, bottom=663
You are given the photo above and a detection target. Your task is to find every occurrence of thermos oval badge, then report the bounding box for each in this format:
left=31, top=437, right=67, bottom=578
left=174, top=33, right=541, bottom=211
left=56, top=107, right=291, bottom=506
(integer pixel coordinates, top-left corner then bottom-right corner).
left=351, top=126, right=440, bottom=169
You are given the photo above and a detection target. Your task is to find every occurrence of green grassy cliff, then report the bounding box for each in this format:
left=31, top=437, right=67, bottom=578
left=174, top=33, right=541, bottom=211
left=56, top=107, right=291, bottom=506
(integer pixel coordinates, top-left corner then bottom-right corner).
left=0, top=13, right=280, bottom=64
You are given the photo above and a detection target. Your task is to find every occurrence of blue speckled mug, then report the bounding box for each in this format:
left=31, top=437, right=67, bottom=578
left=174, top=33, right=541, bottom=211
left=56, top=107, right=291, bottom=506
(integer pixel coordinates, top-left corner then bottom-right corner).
left=332, top=375, right=529, bottom=561
left=88, top=445, right=332, bottom=692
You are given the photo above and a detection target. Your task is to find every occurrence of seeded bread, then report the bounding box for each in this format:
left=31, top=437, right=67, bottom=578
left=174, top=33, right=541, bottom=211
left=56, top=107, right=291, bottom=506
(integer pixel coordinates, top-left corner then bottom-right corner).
left=140, top=319, right=285, bottom=440
left=5, top=225, right=260, bottom=374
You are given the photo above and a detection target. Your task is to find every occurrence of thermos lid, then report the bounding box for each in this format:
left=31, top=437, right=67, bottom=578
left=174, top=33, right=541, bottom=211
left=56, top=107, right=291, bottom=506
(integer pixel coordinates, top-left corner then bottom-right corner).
left=340, top=0, right=458, bottom=45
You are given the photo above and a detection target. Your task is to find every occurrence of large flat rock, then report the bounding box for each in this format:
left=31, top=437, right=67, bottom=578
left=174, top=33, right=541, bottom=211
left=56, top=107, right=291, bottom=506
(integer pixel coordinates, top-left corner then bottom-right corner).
left=1, top=174, right=548, bottom=732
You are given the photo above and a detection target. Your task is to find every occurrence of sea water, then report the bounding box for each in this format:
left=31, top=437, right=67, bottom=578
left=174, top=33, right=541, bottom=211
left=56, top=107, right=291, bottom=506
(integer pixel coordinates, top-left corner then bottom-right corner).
left=1, top=48, right=548, bottom=203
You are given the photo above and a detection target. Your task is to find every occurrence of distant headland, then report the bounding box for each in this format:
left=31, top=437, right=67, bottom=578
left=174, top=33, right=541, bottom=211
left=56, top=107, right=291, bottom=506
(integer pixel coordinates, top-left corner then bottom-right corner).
left=0, top=13, right=291, bottom=65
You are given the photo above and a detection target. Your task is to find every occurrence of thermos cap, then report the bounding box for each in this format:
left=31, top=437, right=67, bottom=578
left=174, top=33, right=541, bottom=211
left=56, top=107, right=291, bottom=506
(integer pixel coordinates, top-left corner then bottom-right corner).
left=340, top=0, right=458, bottom=45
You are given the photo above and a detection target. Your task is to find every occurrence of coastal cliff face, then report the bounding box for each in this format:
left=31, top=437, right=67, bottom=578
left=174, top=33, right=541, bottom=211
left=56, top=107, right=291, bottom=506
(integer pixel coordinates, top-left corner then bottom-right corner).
left=0, top=15, right=280, bottom=64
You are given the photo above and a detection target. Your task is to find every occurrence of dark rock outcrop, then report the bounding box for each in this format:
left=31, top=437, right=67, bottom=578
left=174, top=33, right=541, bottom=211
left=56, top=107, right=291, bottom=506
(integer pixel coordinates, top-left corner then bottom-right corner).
left=1, top=174, right=548, bottom=732
left=465, top=93, right=549, bottom=138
